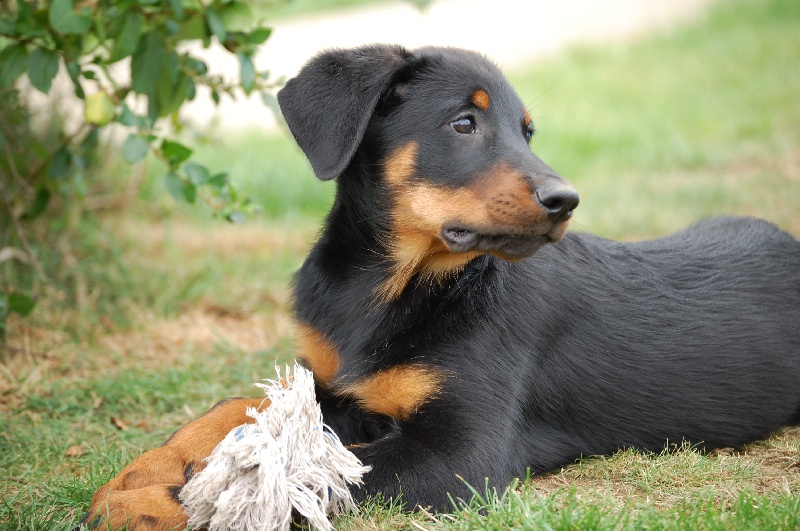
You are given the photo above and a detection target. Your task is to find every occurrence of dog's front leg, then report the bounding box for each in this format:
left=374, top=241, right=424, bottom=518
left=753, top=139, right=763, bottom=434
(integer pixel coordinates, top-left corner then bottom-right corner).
left=80, top=397, right=268, bottom=530
left=349, top=425, right=507, bottom=513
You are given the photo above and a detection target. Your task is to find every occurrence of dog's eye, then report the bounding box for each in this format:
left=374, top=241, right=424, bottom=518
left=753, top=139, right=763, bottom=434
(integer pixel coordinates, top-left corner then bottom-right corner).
left=525, top=124, right=534, bottom=143
left=451, top=116, right=476, bottom=134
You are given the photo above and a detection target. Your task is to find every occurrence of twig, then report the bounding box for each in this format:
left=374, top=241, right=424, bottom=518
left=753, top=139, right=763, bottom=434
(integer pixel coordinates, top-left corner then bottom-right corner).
left=25, top=122, right=93, bottom=183
left=2, top=142, right=30, bottom=194
left=0, top=181, right=48, bottom=283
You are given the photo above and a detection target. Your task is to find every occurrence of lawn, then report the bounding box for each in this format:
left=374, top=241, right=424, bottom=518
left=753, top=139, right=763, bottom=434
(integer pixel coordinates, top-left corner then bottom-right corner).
left=2, top=0, right=799, bottom=529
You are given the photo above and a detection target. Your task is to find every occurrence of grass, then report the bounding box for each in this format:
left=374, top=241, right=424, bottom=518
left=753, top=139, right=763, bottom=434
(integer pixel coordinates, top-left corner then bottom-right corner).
left=2, top=0, right=800, bottom=528
left=511, top=0, right=800, bottom=240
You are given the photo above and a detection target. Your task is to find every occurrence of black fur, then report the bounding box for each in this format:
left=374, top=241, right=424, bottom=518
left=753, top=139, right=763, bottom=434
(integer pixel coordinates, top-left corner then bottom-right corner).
left=278, top=45, right=800, bottom=511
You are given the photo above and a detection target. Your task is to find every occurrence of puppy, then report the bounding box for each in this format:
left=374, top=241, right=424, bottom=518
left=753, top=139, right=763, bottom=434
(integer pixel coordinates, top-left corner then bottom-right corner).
left=81, top=45, right=800, bottom=529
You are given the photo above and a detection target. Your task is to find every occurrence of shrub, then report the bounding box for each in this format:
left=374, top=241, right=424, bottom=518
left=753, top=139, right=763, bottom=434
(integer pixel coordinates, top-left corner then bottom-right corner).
left=0, top=0, right=276, bottom=339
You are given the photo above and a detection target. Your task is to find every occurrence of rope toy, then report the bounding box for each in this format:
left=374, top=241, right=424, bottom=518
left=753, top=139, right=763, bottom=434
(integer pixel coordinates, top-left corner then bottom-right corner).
left=179, top=364, right=371, bottom=531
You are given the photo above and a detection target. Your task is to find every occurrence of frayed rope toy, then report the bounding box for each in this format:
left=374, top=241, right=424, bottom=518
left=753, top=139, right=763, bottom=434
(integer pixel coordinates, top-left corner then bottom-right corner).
left=180, top=364, right=371, bottom=531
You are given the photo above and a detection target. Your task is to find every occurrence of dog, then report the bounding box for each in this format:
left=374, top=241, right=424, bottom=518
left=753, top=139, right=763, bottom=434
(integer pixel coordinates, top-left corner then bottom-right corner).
left=81, top=44, right=800, bottom=529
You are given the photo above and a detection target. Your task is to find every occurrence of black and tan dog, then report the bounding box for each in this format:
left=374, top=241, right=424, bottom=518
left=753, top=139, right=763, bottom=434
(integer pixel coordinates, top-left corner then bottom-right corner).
left=82, top=45, right=800, bottom=529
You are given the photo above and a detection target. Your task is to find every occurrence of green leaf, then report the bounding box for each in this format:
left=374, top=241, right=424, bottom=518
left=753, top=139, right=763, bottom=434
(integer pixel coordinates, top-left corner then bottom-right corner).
left=161, top=139, right=193, bottom=166
left=48, top=146, right=72, bottom=178
left=183, top=181, right=197, bottom=203
left=185, top=77, right=196, bottom=101
left=175, top=15, right=208, bottom=41
left=66, top=61, right=85, bottom=99
left=155, top=54, right=187, bottom=117
left=117, top=103, right=149, bottom=128
left=164, top=20, right=180, bottom=37
left=8, top=292, right=36, bottom=317
left=205, top=9, right=226, bottom=42
left=246, top=27, right=272, bottom=45
left=123, top=134, right=150, bottom=163
left=73, top=172, right=87, bottom=197
left=220, top=1, right=253, bottom=32
left=184, top=162, right=209, bottom=185
left=208, top=172, right=228, bottom=188
left=168, top=0, right=185, bottom=19
left=0, top=44, right=29, bottom=89
left=27, top=48, right=60, bottom=94
left=81, top=128, right=99, bottom=153
left=23, top=187, right=52, bottom=221
left=238, top=52, right=255, bottom=94
left=49, top=0, right=92, bottom=34
left=131, top=31, right=165, bottom=95
left=183, top=57, right=208, bottom=76
left=110, top=11, right=143, bottom=63
left=164, top=171, right=186, bottom=201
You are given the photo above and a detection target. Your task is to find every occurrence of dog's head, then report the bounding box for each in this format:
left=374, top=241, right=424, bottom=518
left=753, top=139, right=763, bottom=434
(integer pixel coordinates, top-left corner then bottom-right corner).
left=279, top=45, right=578, bottom=299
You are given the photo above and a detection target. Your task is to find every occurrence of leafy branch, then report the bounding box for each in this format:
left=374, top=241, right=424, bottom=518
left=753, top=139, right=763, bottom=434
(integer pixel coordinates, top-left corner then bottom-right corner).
left=0, top=0, right=278, bottom=340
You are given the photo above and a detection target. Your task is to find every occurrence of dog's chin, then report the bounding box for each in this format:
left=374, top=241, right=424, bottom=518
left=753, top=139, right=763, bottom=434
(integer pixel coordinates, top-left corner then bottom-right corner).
left=441, top=226, right=564, bottom=260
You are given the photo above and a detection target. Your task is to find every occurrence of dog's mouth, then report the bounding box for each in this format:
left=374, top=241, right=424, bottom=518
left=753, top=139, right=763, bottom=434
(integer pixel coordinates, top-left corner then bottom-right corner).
left=441, top=224, right=564, bottom=260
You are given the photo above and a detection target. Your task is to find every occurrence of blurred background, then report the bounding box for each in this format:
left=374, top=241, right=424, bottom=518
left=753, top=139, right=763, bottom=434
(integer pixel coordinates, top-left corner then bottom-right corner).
left=1, top=0, right=798, bottom=527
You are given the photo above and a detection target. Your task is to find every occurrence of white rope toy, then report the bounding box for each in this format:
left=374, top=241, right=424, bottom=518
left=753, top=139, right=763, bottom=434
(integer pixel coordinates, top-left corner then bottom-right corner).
left=180, top=364, right=371, bottom=531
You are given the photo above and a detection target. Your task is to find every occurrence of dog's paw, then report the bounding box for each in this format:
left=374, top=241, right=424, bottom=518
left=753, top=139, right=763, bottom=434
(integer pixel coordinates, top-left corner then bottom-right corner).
left=80, top=397, right=268, bottom=529
left=80, top=445, right=194, bottom=530
left=79, top=484, right=188, bottom=530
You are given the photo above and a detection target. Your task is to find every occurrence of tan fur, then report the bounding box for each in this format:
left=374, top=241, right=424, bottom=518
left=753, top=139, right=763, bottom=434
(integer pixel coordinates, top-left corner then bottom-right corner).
left=86, top=485, right=189, bottom=530
left=341, top=365, right=444, bottom=421
left=83, top=397, right=269, bottom=529
left=472, top=89, right=491, bottom=110
left=377, top=143, right=551, bottom=300
left=296, top=322, right=341, bottom=387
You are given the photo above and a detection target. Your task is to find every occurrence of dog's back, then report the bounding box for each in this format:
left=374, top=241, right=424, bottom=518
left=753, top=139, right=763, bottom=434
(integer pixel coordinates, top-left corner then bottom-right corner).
left=502, top=217, right=800, bottom=470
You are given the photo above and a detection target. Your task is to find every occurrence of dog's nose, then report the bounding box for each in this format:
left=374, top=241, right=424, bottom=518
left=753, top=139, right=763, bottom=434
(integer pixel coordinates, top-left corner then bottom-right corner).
left=536, top=186, right=580, bottom=222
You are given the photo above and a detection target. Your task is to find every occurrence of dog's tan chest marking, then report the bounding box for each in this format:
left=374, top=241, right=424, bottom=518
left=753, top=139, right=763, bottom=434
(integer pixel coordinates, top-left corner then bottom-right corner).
left=296, top=323, right=341, bottom=387
left=340, top=365, right=444, bottom=421
left=296, top=319, right=442, bottom=420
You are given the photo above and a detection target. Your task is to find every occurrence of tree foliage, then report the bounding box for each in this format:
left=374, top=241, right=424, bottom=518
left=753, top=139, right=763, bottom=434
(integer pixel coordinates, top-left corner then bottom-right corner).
left=0, top=0, right=276, bottom=340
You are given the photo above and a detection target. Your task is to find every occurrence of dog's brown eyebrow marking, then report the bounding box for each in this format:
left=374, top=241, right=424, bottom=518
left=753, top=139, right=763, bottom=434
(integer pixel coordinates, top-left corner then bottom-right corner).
left=523, top=110, right=532, bottom=127
left=340, top=365, right=444, bottom=421
left=296, top=323, right=341, bottom=387
left=472, top=89, right=491, bottom=111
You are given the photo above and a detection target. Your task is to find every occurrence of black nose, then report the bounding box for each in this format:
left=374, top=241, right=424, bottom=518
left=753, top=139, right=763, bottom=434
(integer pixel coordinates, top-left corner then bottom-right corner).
left=536, top=186, right=580, bottom=222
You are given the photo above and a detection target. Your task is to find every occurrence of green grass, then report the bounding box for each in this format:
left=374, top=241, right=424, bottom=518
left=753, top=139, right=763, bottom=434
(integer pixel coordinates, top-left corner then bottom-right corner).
left=190, top=132, right=335, bottom=220
left=2, top=0, right=800, bottom=528
left=511, top=0, right=800, bottom=239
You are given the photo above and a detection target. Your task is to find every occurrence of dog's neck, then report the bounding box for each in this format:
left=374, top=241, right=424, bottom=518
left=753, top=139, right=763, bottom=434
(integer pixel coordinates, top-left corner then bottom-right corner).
left=292, top=164, right=500, bottom=378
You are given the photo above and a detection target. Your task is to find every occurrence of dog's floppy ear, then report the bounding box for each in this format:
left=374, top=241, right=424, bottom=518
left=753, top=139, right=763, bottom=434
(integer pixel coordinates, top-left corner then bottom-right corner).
left=278, top=44, right=413, bottom=181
